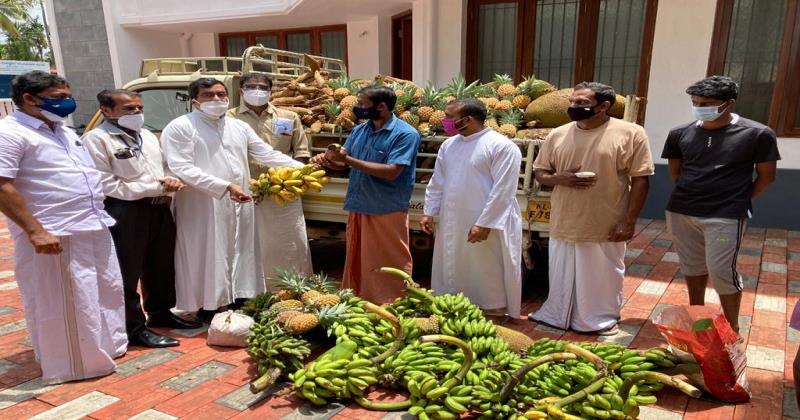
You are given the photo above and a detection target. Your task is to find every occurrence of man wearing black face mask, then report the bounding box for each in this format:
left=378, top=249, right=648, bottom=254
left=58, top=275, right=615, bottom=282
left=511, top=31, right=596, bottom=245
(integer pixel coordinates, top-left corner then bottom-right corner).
left=83, top=89, right=201, bottom=348
left=529, top=82, right=654, bottom=335
left=311, top=86, right=421, bottom=304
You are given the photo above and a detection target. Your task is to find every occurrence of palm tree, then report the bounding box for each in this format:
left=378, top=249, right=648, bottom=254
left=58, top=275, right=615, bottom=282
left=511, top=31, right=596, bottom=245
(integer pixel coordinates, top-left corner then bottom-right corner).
left=0, top=0, right=33, bottom=38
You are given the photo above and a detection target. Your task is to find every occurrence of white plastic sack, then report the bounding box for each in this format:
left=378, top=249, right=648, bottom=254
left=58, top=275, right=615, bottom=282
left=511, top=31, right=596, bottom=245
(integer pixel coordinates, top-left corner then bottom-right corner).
left=207, top=310, right=254, bottom=347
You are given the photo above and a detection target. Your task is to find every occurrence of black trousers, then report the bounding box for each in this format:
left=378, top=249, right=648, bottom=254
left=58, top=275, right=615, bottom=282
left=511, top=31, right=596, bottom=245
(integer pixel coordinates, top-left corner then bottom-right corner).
left=105, top=197, right=177, bottom=335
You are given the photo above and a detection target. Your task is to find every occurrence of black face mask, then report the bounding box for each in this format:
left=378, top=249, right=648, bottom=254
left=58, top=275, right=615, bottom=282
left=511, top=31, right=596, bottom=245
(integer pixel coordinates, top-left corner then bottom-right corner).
left=353, top=105, right=380, bottom=120
left=567, top=105, right=599, bottom=121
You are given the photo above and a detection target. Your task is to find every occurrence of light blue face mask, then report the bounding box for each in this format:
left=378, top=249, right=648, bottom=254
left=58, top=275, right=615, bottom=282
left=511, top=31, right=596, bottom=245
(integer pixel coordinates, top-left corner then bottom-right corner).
left=692, top=103, right=726, bottom=121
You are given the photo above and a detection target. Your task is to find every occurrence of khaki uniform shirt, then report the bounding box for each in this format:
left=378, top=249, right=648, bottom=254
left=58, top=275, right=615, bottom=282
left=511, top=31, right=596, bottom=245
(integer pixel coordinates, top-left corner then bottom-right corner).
left=227, top=103, right=310, bottom=177
left=533, top=118, right=654, bottom=242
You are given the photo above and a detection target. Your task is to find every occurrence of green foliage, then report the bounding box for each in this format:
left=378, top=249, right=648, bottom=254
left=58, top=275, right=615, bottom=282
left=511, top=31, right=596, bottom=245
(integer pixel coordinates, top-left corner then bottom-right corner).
left=1, top=17, right=51, bottom=63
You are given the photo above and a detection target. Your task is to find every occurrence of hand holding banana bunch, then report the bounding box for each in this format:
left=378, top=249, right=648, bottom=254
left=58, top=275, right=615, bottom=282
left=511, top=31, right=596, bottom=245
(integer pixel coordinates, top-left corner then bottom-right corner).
left=249, top=164, right=330, bottom=205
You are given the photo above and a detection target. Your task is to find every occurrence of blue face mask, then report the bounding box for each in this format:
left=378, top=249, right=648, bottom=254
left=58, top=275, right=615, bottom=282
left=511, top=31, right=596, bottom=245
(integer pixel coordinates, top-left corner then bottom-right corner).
left=353, top=105, right=379, bottom=120
left=692, top=103, right=726, bottom=122
left=38, top=96, right=77, bottom=118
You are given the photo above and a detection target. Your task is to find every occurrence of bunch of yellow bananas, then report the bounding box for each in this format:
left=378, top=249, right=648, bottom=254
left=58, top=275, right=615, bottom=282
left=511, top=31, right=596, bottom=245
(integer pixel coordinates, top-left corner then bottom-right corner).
left=249, top=164, right=330, bottom=206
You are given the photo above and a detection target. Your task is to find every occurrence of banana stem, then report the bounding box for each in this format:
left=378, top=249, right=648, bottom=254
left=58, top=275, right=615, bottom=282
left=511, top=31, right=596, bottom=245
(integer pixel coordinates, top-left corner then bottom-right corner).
left=553, top=377, right=606, bottom=408
left=618, top=371, right=702, bottom=399
left=420, top=335, right=474, bottom=387
left=353, top=395, right=413, bottom=411
left=499, top=352, right=577, bottom=401
left=249, top=366, right=282, bottom=394
left=377, top=267, right=420, bottom=288
left=564, top=343, right=608, bottom=380
left=363, top=302, right=407, bottom=364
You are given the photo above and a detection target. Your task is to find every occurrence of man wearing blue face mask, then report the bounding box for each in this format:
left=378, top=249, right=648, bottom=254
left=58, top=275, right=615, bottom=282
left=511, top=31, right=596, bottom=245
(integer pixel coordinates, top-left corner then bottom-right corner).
left=0, top=71, right=128, bottom=383
left=662, top=75, right=781, bottom=333
left=311, top=86, right=421, bottom=304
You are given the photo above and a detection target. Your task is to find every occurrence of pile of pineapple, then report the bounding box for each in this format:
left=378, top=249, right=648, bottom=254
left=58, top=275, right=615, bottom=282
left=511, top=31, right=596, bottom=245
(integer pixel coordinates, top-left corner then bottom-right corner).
left=314, top=73, right=558, bottom=139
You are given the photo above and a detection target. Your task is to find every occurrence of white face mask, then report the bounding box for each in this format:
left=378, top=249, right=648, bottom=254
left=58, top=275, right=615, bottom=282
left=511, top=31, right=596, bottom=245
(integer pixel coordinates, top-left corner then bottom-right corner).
left=40, top=109, right=68, bottom=123
left=243, top=89, right=270, bottom=107
left=116, top=113, right=145, bottom=132
left=196, top=100, right=229, bottom=118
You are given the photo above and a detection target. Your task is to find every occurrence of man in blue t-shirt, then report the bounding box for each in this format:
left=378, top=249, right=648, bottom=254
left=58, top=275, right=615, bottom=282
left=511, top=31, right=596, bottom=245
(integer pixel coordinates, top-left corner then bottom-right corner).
left=312, top=86, right=421, bottom=303
left=662, top=75, right=781, bottom=333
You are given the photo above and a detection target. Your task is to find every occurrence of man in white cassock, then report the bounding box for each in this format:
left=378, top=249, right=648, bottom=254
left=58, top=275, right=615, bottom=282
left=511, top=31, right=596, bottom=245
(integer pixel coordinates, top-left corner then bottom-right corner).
left=420, top=99, right=523, bottom=318
left=0, top=71, right=127, bottom=384
left=161, top=78, right=303, bottom=323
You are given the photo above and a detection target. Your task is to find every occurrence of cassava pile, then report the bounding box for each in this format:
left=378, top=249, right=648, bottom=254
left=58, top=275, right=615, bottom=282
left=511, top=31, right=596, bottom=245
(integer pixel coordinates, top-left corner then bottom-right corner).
left=243, top=268, right=702, bottom=419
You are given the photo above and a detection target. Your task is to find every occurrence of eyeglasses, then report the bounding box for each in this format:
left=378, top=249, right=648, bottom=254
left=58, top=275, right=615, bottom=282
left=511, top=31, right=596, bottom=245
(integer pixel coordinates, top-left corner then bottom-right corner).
left=198, top=91, right=228, bottom=99
left=243, top=84, right=271, bottom=91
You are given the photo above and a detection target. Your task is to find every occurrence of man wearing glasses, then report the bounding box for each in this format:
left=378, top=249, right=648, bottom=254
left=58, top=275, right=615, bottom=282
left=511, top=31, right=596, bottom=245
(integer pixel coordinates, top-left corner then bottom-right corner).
left=228, top=73, right=313, bottom=278
left=161, top=78, right=304, bottom=323
left=83, top=89, right=202, bottom=348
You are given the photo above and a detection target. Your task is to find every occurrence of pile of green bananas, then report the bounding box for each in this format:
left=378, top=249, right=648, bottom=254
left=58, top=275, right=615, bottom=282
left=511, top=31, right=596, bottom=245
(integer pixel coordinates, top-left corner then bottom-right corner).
left=247, top=322, right=311, bottom=392
left=290, top=340, right=379, bottom=405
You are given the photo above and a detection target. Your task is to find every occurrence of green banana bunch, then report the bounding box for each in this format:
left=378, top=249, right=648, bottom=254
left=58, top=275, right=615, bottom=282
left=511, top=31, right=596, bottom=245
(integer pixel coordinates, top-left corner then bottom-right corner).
left=525, top=338, right=567, bottom=358
left=247, top=322, right=311, bottom=374
left=292, top=340, right=359, bottom=405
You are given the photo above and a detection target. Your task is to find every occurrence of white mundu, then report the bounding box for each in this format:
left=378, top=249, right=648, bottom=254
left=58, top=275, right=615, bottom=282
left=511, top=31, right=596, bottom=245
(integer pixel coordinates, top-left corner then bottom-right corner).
left=0, top=112, right=127, bottom=384
left=161, top=111, right=302, bottom=311
left=424, top=127, right=523, bottom=318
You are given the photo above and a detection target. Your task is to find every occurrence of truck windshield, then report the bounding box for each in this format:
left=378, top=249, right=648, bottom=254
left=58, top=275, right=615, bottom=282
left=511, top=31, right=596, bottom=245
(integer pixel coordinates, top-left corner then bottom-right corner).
left=140, top=88, right=190, bottom=133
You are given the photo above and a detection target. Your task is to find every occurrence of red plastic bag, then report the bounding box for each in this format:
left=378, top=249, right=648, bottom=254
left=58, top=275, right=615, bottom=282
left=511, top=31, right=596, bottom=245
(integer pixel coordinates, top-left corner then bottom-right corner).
left=653, top=305, right=750, bottom=402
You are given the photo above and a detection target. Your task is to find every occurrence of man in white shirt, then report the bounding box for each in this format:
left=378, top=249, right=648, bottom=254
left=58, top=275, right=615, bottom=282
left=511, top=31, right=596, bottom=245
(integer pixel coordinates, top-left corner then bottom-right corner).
left=420, top=99, right=523, bottom=319
left=161, top=78, right=304, bottom=323
left=83, top=89, right=202, bottom=348
left=0, top=71, right=127, bottom=384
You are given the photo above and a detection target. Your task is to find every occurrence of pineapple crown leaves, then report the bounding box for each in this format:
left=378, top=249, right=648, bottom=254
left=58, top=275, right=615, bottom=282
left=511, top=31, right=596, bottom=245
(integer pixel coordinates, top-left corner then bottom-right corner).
left=315, top=303, right=349, bottom=328
left=324, top=102, right=342, bottom=119
left=327, top=74, right=357, bottom=90
left=419, top=83, right=446, bottom=108
left=498, top=108, right=525, bottom=126
left=307, top=272, right=338, bottom=293
left=492, top=73, right=515, bottom=86
left=477, top=83, right=499, bottom=99
left=442, top=74, right=482, bottom=99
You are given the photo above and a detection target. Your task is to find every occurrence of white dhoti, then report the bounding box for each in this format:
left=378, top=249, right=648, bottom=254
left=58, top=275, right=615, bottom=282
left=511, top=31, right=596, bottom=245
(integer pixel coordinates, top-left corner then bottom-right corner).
left=14, top=229, right=127, bottom=384
left=532, top=238, right=625, bottom=332
left=256, top=198, right=313, bottom=279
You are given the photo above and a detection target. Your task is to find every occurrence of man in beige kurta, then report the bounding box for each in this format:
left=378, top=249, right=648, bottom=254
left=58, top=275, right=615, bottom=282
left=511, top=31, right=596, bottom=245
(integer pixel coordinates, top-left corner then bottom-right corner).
left=227, top=72, right=313, bottom=278
left=530, top=82, right=653, bottom=335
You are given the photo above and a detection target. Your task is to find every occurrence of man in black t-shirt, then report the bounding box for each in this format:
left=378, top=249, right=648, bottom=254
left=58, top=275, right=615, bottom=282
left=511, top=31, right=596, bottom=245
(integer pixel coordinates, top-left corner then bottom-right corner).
left=662, top=75, right=780, bottom=333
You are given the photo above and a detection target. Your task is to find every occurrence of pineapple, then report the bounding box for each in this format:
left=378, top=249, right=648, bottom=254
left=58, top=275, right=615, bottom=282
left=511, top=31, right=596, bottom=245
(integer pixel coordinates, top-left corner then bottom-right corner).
left=275, top=289, right=294, bottom=301
left=271, top=269, right=309, bottom=299
left=486, top=117, right=500, bottom=131
left=512, top=94, right=531, bottom=109
left=429, top=109, right=446, bottom=130
left=512, top=76, right=545, bottom=109
left=394, top=84, right=418, bottom=115
left=321, top=86, right=334, bottom=97
left=340, top=95, right=358, bottom=109
left=308, top=272, right=337, bottom=294
left=483, top=97, right=499, bottom=109
left=336, top=109, right=357, bottom=126
left=494, top=74, right=517, bottom=97
left=312, top=294, right=341, bottom=308
left=399, top=110, right=420, bottom=128
left=301, top=289, right=321, bottom=305
left=269, top=299, right=304, bottom=313
left=495, top=99, right=513, bottom=112
left=442, top=75, right=482, bottom=100
left=417, top=84, right=444, bottom=122
left=275, top=310, right=303, bottom=325
left=417, top=122, right=432, bottom=137
left=324, top=102, right=342, bottom=124
left=328, top=75, right=356, bottom=101
left=497, top=108, right=524, bottom=138
left=414, top=87, right=424, bottom=100
left=284, top=312, right=319, bottom=334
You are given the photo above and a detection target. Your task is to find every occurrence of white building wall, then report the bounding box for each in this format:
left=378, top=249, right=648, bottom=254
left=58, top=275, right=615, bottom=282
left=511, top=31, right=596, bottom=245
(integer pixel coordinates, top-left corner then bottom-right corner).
left=411, top=0, right=466, bottom=86
left=346, top=17, right=393, bottom=80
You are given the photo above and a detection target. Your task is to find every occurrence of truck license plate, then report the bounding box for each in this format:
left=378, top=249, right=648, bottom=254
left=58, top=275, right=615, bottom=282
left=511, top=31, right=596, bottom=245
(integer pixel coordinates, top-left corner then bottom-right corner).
left=528, top=200, right=550, bottom=223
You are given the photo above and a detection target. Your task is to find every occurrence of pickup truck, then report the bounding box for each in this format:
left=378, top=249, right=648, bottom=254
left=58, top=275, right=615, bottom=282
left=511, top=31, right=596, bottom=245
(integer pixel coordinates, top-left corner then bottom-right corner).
left=84, top=47, right=643, bottom=273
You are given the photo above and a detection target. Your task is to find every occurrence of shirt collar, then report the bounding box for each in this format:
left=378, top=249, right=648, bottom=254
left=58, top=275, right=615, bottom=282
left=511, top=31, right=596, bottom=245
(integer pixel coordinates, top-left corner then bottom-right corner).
left=369, top=114, right=398, bottom=133
left=461, top=127, right=492, bottom=142
left=237, top=102, right=276, bottom=117
left=13, top=110, right=57, bottom=130
left=99, top=120, right=138, bottom=141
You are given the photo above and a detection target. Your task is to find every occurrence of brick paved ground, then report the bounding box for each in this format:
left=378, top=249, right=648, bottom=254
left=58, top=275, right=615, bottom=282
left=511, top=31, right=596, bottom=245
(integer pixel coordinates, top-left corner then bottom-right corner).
left=0, top=216, right=798, bottom=419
